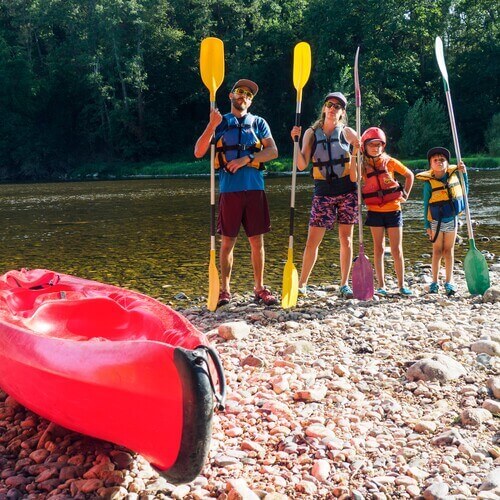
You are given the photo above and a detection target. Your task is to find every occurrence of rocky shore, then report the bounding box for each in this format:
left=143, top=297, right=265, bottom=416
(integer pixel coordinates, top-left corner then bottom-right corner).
left=1, top=264, right=499, bottom=499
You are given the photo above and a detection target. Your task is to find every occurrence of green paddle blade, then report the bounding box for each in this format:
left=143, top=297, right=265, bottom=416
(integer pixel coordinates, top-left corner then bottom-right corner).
left=464, top=240, right=490, bottom=295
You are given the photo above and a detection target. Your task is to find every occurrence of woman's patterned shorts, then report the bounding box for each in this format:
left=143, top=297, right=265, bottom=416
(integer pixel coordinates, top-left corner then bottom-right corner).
left=309, top=191, right=358, bottom=229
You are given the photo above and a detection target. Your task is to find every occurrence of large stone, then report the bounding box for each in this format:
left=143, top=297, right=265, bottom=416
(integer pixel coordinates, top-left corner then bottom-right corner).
left=461, top=408, right=493, bottom=426
left=241, top=354, right=264, bottom=367
left=479, top=468, right=500, bottom=490
left=406, top=354, right=466, bottom=382
left=472, top=340, right=500, bottom=357
left=483, top=399, right=500, bottom=415
left=488, top=376, right=500, bottom=398
left=226, top=478, right=260, bottom=500
left=311, top=459, right=330, bottom=482
left=431, top=429, right=464, bottom=446
left=483, top=287, right=500, bottom=303
left=423, top=482, right=450, bottom=499
left=284, top=340, right=316, bottom=354
left=218, top=321, right=251, bottom=340
left=293, top=385, right=327, bottom=402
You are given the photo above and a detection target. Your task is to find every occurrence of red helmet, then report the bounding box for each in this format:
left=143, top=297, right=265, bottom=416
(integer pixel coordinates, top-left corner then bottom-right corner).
left=361, top=127, right=386, bottom=150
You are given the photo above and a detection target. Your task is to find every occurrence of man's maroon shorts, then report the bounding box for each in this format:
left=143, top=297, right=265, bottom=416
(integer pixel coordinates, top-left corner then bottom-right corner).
left=218, top=190, right=271, bottom=237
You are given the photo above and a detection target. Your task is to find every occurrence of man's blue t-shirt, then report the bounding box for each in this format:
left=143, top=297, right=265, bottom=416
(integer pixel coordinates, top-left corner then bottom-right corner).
left=214, top=113, right=272, bottom=193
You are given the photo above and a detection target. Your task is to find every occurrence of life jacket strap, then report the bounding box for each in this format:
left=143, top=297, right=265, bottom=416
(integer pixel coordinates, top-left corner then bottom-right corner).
left=312, top=156, right=349, bottom=168
left=216, top=143, right=259, bottom=153
left=366, top=167, right=389, bottom=179
left=362, top=184, right=403, bottom=199
left=312, top=156, right=349, bottom=183
left=316, top=137, right=340, bottom=150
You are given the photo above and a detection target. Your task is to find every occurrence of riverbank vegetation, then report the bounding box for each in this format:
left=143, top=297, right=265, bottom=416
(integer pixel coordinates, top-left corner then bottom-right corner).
left=0, top=1, right=498, bottom=181
left=71, top=155, right=499, bottom=180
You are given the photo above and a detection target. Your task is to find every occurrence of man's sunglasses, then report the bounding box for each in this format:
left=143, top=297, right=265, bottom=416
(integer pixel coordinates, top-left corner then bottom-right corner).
left=232, top=87, right=254, bottom=100
left=325, top=101, right=343, bottom=110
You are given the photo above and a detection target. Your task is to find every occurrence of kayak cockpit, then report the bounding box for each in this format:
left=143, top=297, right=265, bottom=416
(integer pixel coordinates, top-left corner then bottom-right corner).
left=23, top=296, right=166, bottom=341
left=0, top=286, right=166, bottom=341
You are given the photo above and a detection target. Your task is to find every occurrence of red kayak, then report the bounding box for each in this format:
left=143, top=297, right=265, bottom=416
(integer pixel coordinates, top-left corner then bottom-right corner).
left=0, top=269, right=225, bottom=484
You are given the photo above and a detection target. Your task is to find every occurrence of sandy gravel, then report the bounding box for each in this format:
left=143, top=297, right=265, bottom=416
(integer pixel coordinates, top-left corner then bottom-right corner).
left=0, top=263, right=499, bottom=499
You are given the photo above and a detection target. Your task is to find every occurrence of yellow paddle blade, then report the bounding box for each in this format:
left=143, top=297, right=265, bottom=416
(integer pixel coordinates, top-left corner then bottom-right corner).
left=200, top=37, right=225, bottom=102
left=293, top=42, right=311, bottom=101
left=207, top=249, right=220, bottom=311
left=282, top=248, right=298, bottom=309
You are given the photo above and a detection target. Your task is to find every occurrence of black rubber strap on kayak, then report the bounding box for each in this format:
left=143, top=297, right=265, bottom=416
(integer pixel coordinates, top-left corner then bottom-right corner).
left=195, top=345, right=226, bottom=411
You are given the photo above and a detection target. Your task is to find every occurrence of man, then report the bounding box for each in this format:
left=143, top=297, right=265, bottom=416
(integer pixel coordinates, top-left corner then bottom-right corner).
left=194, top=79, right=279, bottom=307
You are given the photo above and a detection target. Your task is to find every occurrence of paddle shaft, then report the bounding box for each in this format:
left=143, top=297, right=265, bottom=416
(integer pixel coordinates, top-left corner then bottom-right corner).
left=289, top=104, right=302, bottom=249
left=442, top=89, right=474, bottom=242
left=435, top=37, right=474, bottom=242
left=354, top=47, right=364, bottom=247
left=210, top=101, right=217, bottom=250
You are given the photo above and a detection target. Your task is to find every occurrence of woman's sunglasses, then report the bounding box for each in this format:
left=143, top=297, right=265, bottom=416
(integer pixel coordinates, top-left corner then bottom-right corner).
left=324, top=101, right=343, bottom=110
left=232, top=87, right=254, bottom=100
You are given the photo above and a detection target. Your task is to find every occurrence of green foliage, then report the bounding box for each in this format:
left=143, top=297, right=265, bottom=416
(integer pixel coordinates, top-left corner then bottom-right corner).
left=70, top=155, right=498, bottom=180
left=397, top=98, right=450, bottom=157
left=404, top=156, right=499, bottom=171
left=0, top=0, right=497, bottom=180
left=485, top=114, right=500, bottom=156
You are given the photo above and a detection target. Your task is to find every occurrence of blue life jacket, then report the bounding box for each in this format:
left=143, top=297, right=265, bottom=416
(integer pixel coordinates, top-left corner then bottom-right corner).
left=214, top=113, right=263, bottom=170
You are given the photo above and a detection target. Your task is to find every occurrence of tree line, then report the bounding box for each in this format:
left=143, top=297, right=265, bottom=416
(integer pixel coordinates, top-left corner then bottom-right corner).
left=0, top=0, right=498, bottom=180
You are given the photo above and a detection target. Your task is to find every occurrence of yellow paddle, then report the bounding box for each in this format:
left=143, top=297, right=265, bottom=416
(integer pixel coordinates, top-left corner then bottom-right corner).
left=282, top=42, right=311, bottom=309
left=200, top=37, right=224, bottom=311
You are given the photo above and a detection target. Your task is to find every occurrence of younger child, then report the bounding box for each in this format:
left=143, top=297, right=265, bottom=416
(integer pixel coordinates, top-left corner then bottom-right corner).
left=416, top=147, right=468, bottom=296
left=354, top=127, right=414, bottom=296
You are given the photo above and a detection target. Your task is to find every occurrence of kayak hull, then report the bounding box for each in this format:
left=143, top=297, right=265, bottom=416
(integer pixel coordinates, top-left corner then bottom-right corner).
left=0, top=269, right=220, bottom=483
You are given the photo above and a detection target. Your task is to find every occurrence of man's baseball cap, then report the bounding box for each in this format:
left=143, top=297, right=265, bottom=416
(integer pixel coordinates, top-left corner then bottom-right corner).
left=231, top=79, right=259, bottom=97
left=324, top=92, right=347, bottom=108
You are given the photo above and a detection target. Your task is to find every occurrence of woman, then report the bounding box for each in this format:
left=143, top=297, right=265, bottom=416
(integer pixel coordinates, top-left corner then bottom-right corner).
left=290, top=92, right=359, bottom=298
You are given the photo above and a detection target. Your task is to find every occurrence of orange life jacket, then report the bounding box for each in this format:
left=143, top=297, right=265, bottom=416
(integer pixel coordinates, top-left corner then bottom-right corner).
left=361, top=155, right=403, bottom=206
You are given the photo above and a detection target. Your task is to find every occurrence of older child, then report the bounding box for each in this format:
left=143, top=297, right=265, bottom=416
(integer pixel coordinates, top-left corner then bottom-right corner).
left=354, top=127, right=414, bottom=296
left=416, top=147, right=468, bottom=296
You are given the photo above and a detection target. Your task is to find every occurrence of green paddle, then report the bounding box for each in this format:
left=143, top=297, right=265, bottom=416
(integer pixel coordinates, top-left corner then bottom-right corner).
left=435, top=36, right=490, bottom=295
left=282, top=41, right=311, bottom=309
left=200, top=37, right=225, bottom=311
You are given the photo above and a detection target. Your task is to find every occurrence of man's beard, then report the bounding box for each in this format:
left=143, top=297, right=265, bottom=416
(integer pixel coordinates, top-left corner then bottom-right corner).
left=231, top=98, right=247, bottom=111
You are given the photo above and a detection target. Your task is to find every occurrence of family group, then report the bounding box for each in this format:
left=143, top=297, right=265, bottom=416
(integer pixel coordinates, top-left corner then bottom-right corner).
left=194, top=78, right=467, bottom=308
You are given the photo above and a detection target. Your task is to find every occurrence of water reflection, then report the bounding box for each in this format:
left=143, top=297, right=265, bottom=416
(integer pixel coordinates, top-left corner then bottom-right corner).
left=0, top=172, right=497, bottom=305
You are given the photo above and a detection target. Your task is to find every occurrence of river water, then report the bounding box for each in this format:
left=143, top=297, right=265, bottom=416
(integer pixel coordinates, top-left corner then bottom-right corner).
left=0, top=171, right=498, bottom=305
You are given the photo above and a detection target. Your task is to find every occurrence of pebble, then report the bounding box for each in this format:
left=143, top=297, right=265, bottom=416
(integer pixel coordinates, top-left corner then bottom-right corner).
left=460, top=408, right=493, bottom=426
left=0, top=268, right=498, bottom=498
left=488, top=376, right=500, bottom=398
left=423, top=482, right=449, bottom=499
left=311, top=459, right=330, bottom=482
